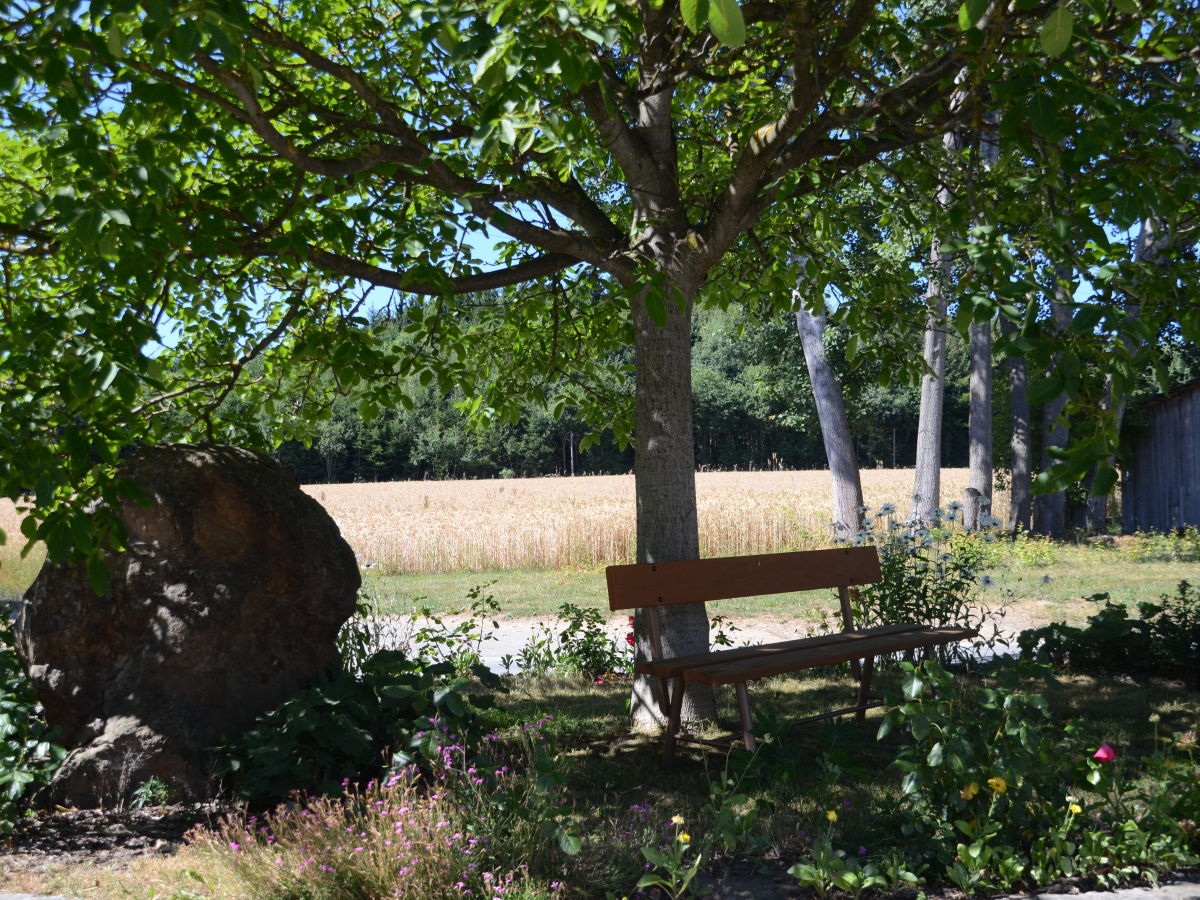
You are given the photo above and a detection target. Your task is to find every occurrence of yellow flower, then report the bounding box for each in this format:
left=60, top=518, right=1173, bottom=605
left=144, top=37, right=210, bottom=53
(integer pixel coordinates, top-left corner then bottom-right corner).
left=671, top=815, right=684, bottom=826
left=960, top=781, right=980, bottom=800
left=987, top=776, right=1008, bottom=794
left=1069, top=803, right=1082, bottom=815
left=679, top=832, right=691, bottom=844
left=826, top=809, right=838, bottom=823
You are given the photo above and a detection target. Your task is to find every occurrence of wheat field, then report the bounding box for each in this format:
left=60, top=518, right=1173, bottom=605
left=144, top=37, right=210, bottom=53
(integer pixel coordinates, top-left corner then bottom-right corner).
left=0, top=469, right=1006, bottom=578
left=304, top=468, right=1004, bottom=574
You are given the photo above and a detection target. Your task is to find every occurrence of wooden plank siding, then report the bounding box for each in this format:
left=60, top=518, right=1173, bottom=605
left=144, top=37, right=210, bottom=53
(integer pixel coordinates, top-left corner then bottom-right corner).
left=1123, top=380, right=1200, bottom=532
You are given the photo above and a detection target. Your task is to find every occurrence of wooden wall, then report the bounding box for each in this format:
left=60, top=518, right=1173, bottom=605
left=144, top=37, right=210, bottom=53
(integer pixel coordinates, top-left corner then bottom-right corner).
left=1123, top=381, right=1200, bottom=532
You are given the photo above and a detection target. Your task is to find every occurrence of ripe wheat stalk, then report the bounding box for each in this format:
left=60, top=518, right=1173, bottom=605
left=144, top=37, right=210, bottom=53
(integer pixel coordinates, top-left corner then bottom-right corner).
left=302, top=469, right=1000, bottom=574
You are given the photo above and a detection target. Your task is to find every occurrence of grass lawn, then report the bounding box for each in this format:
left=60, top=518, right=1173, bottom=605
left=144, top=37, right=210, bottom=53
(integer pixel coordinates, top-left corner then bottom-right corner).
left=363, top=553, right=1197, bottom=630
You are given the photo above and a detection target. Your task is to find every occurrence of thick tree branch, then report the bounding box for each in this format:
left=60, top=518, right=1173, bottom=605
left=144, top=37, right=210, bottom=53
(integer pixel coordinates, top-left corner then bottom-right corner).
left=239, top=239, right=583, bottom=295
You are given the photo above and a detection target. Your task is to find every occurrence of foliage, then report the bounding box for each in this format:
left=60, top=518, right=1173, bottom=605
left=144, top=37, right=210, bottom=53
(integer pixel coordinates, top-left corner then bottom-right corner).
left=1125, top=528, right=1200, bottom=564
left=433, top=718, right=581, bottom=875
left=0, top=0, right=1196, bottom=584
left=505, top=603, right=631, bottom=680
left=871, top=659, right=1198, bottom=892
left=636, top=814, right=705, bottom=900
left=222, top=585, right=508, bottom=801
left=335, top=591, right=392, bottom=677
left=850, top=506, right=1010, bottom=663
left=0, top=617, right=64, bottom=833
left=407, top=585, right=503, bottom=676
left=1018, top=581, right=1200, bottom=688
left=195, top=765, right=557, bottom=900
left=130, top=776, right=174, bottom=809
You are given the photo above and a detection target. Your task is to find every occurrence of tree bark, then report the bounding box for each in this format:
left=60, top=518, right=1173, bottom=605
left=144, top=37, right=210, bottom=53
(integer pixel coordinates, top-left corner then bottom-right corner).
left=629, top=282, right=715, bottom=730
left=1001, top=316, right=1032, bottom=532
left=911, top=131, right=960, bottom=526
left=795, top=302, right=864, bottom=542
left=963, top=320, right=994, bottom=530
left=1083, top=215, right=1170, bottom=532
left=963, top=116, right=999, bottom=532
left=911, top=235, right=951, bottom=526
left=1032, top=266, right=1073, bottom=537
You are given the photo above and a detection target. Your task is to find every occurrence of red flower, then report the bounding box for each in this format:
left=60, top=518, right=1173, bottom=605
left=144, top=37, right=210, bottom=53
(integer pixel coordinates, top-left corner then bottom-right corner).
left=626, top=632, right=635, bottom=646
left=1093, top=743, right=1117, bottom=763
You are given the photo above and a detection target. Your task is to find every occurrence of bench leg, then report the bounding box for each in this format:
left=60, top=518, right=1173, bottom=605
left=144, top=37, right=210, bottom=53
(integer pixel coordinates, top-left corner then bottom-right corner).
left=663, top=676, right=685, bottom=767
left=856, top=656, right=875, bottom=723
left=735, top=681, right=758, bottom=752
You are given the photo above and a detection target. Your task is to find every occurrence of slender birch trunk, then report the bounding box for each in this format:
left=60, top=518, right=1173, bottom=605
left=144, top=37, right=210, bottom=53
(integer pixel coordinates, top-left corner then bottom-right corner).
left=1083, top=216, right=1171, bottom=532
left=911, top=134, right=960, bottom=526
left=795, top=302, right=865, bottom=541
left=1032, top=265, right=1073, bottom=538
left=963, top=117, right=999, bottom=531
left=1000, top=316, right=1032, bottom=532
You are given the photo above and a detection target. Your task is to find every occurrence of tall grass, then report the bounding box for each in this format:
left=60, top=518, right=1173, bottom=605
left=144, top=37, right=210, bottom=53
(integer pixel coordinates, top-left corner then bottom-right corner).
left=0, top=468, right=1003, bottom=580
left=305, top=469, right=996, bottom=574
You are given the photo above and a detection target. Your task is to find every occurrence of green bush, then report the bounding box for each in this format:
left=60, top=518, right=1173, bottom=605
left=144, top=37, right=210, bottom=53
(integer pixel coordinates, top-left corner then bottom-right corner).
left=0, top=617, right=64, bottom=832
left=1018, top=581, right=1199, bottom=688
left=871, top=660, right=1197, bottom=892
left=506, top=602, right=631, bottom=680
left=1125, top=528, right=1200, bottom=563
left=220, top=589, right=506, bottom=802
left=849, top=506, right=1009, bottom=663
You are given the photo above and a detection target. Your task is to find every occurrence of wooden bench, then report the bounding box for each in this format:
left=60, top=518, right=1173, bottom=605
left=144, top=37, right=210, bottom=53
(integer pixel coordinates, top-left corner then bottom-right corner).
left=606, top=546, right=977, bottom=763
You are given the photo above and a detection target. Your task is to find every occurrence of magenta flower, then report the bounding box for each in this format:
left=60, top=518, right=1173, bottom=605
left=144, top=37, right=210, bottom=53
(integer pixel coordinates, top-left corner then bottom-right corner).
left=1093, top=742, right=1117, bottom=763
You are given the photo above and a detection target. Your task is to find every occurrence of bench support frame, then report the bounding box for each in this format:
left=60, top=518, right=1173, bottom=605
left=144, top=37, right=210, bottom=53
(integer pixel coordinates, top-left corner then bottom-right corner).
left=608, top=548, right=978, bottom=765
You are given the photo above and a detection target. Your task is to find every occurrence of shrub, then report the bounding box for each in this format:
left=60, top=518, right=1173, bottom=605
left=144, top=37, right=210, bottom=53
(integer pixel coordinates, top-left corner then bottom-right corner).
left=869, top=659, right=1198, bottom=892
left=506, top=603, right=631, bottom=680
left=1125, top=527, right=1200, bottom=563
left=849, top=506, right=1009, bottom=664
left=220, top=589, right=507, bottom=802
left=1018, top=581, right=1200, bottom=688
left=0, top=617, right=64, bottom=832
left=195, top=767, right=553, bottom=900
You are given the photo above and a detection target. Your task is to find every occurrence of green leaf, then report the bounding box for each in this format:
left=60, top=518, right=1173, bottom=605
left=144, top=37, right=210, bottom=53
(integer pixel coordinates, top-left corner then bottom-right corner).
left=708, top=0, right=746, bottom=46
left=680, top=0, right=709, bottom=33
left=1092, top=464, right=1118, bottom=496
left=927, top=742, right=945, bottom=766
left=87, top=552, right=110, bottom=596
left=1040, top=5, right=1074, bottom=57
left=558, top=832, right=581, bottom=855
left=958, top=0, right=988, bottom=29
left=1112, top=0, right=1138, bottom=12
left=1028, top=375, right=1065, bottom=405
left=641, top=846, right=672, bottom=867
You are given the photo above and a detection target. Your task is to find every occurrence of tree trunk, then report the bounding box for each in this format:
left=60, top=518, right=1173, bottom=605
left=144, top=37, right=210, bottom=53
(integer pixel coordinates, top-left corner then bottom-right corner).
left=1001, top=316, right=1032, bottom=532
left=911, top=131, right=960, bottom=527
left=963, top=319, right=994, bottom=530
left=963, top=115, right=998, bottom=532
left=795, top=302, right=864, bottom=541
left=1032, top=266, right=1073, bottom=537
left=629, top=282, right=714, bottom=730
left=911, top=234, right=951, bottom=526
left=1084, top=215, right=1170, bottom=533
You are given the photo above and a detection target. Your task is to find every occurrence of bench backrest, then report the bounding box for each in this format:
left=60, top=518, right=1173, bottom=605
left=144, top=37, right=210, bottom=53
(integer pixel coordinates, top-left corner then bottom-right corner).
left=606, top=546, right=882, bottom=611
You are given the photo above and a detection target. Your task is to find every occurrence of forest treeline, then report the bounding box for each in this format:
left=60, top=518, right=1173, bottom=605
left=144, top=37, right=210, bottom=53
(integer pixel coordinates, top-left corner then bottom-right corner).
left=271, top=306, right=1199, bottom=487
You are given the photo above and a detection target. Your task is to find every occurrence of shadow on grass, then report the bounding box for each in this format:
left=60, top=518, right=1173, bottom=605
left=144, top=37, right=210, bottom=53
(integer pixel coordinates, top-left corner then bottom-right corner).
left=491, top=663, right=1199, bottom=871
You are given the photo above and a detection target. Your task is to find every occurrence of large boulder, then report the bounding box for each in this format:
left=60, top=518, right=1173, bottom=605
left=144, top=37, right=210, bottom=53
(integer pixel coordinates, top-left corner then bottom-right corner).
left=15, top=444, right=360, bottom=807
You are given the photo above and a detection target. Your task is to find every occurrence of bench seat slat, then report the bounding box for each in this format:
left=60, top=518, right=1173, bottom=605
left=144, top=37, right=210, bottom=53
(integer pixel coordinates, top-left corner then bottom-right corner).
left=635, top=622, right=927, bottom=679
left=682, top=625, right=979, bottom=687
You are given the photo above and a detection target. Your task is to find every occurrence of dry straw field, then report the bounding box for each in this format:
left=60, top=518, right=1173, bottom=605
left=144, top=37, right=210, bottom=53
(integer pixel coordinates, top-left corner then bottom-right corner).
left=0, top=469, right=1007, bottom=578
left=306, top=468, right=1005, bottom=574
